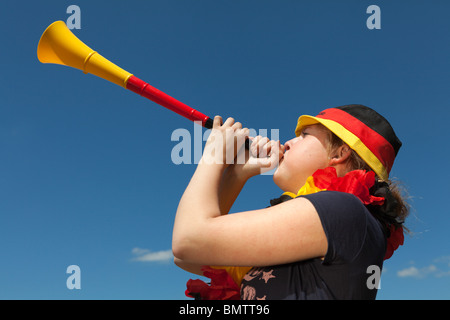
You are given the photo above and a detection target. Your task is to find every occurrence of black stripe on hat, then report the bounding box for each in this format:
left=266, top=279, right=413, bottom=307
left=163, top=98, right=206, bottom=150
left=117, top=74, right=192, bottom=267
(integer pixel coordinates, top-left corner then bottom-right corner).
left=335, top=105, right=402, bottom=156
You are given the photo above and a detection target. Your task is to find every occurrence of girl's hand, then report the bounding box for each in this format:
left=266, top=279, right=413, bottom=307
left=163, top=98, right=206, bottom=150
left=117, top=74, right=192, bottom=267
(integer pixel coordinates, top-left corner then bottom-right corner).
left=232, top=135, right=285, bottom=180
left=201, top=116, right=249, bottom=167
left=201, top=115, right=284, bottom=180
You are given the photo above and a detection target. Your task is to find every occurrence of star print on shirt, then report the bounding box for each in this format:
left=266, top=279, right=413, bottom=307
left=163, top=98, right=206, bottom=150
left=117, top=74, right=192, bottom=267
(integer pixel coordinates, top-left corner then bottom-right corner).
left=243, top=268, right=276, bottom=283
left=241, top=268, right=276, bottom=300
left=261, top=270, right=275, bottom=283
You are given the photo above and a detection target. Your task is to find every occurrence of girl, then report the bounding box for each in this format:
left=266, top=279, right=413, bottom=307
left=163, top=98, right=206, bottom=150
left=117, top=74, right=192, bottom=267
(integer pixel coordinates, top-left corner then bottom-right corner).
left=172, top=104, right=408, bottom=300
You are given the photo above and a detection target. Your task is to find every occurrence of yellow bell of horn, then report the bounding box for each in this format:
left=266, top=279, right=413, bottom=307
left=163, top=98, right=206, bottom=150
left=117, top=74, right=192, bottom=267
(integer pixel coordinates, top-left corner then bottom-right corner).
left=37, top=21, right=132, bottom=88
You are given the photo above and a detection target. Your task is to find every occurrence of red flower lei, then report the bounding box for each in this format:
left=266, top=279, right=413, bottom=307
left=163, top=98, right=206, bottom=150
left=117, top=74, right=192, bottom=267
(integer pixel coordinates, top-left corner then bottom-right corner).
left=185, top=167, right=404, bottom=300
left=185, top=266, right=241, bottom=300
left=312, top=167, right=385, bottom=205
left=311, top=167, right=404, bottom=260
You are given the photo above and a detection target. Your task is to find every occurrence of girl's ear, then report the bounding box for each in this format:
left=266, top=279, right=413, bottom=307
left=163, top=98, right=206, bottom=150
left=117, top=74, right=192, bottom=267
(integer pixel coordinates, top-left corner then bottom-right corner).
left=328, top=144, right=352, bottom=166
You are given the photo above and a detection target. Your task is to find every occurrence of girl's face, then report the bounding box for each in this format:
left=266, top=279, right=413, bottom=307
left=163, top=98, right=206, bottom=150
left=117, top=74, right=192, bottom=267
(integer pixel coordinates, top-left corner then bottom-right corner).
left=274, top=124, right=330, bottom=193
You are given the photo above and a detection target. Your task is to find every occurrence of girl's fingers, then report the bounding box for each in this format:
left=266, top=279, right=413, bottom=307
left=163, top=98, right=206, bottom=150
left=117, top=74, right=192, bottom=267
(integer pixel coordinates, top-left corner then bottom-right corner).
left=260, top=140, right=274, bottom=157
left=263, top=140, right=279, bottom=158
left=259, top=141, right=282, bottom=169
left=253, top=136, right=271, bottom=157
left=213, top=117, right=244, bottom=131
left=223, top=117, right=235, bottom=127
left=213, top=115, right=223, bottom=128
left=231, top=121, right=242, bottom=130
left=237, top=127, right=250, bottom=139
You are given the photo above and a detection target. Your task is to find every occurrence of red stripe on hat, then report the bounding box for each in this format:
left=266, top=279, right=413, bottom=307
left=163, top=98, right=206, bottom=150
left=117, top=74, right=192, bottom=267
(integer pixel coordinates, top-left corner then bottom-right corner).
left=316, top=108, right=396, bottom=174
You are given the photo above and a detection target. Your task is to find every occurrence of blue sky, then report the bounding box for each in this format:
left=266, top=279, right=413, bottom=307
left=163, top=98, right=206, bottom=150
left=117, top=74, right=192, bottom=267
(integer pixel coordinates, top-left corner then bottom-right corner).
left=0, top=0, right=449, bottom=299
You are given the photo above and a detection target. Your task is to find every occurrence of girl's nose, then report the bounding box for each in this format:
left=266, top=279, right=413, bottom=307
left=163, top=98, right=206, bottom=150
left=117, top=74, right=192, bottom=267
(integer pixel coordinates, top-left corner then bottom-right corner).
left=283, top=137, right=297, bottom=151
left=284, top=142, right=291, bottom=151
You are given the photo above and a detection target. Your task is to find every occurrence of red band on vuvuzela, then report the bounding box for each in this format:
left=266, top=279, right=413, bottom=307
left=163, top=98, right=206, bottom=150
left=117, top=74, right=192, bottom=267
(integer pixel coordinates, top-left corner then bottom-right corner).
left=126, top=75, right=211, bottom=127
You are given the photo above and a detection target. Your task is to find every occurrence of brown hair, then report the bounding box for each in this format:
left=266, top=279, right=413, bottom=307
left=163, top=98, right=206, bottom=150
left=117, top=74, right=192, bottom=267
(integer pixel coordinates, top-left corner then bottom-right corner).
left=323, top=126, right=410, bottom=235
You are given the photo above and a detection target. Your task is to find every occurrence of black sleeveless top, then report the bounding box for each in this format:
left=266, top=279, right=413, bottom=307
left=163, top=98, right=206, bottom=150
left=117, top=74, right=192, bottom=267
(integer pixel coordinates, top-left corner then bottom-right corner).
left=240, top=191, right=386, bottom=300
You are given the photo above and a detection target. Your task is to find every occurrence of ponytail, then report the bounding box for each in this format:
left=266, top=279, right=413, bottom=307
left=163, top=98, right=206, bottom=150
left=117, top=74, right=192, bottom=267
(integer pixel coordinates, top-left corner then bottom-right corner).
left=324, top=126, right=410, bottom=236
left=368, top=179, right=410, bottom=237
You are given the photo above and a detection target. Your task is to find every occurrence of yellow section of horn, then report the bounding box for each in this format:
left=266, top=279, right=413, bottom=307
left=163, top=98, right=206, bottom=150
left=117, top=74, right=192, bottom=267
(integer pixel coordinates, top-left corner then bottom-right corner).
left=37, top=21, right=132, bottom=88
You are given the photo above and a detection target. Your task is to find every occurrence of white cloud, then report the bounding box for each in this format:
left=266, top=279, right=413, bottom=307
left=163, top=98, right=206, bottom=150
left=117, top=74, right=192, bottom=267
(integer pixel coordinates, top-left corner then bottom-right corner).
left=436, top=270, right=450, bottom=278
left=397, top=266, right=420, bottom=278
left=131, top=247, right=173, bottom=263
left=397, top=264, right=440, bottom=279
left=396, top=255, right=450, bottom=279
left=433, top=255, right=450, bottom=267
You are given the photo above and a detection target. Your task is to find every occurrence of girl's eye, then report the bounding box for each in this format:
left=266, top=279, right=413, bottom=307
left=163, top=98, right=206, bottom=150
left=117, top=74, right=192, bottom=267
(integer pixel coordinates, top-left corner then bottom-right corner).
left=301, top=130, right=309, bottom=136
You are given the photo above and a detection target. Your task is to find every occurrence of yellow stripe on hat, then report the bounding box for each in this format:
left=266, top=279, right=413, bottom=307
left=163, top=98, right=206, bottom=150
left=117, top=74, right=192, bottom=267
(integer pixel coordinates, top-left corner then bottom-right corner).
left=295, top=115, right=389, bottom=181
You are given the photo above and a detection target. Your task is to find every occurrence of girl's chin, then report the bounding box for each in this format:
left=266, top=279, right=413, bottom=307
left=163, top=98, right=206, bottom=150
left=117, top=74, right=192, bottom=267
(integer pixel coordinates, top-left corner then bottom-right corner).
left=273, top=171, right=309, bottom=194
left=272, top=170, right=281, bottom=186
left=272, top=169, right=289, bottom=192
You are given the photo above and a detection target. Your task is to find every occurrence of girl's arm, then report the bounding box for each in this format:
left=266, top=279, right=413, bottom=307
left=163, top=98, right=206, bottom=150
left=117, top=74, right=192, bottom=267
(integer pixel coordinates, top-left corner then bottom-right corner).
left=173, top=120, right=276, bottom=273
left=217, top=166, right=248, bottom=215
left=218, top=135, right=279, bottom=215
left=173, top=257, right=204, bottom=276
left=172, top=116, right=327, bottom=267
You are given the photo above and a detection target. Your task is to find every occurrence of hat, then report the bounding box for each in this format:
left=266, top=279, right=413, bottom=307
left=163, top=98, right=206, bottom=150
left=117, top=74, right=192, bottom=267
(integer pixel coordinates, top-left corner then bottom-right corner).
left=295, top=105, right=402, bottom=181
